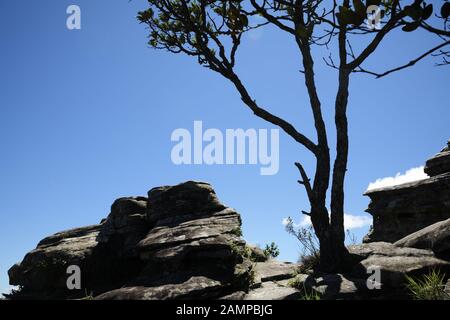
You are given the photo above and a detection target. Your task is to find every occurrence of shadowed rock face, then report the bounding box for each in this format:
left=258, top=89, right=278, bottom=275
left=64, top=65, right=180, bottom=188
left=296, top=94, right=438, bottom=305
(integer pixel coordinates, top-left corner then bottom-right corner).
left=7, top=181, right=252, bottom=300
left=394, top=218, right=450, bottom=260
left=348, top=242, right=450, bottom=298
left=364, top=141, right=450, bottom=243
left=425, top=140, right=450, bottom=177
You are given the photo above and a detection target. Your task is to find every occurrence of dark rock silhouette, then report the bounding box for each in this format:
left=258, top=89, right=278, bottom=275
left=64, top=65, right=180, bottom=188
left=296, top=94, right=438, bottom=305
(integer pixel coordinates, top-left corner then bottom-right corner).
left=6, top=173, right=450, bottom=300
left=425, top=140, right=450, bottom=176
left=394, top=218, right=450, bottom=261
left=364, top=140, right=450, bottom=243
left=8, top=181, right=254, bottom=299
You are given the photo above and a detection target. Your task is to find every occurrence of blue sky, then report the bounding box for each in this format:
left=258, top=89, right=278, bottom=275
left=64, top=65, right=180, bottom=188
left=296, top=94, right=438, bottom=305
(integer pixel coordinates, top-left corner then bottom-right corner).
left=0, top=1, right=448, bottom=294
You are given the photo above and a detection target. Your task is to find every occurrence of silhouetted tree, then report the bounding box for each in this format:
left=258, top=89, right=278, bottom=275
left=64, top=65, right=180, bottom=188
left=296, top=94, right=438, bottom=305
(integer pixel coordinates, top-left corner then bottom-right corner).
left=137, top=0, right=449, bottom=272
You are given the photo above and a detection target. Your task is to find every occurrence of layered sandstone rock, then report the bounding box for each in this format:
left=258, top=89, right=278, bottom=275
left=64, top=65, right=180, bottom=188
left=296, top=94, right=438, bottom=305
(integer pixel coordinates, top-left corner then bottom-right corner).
left=425, top=140, right=450, bottom=176
left=7, top=181, right=254, bottom=300
left=394, top=218, right=450, bottom=260
left=364, top=141, right=450, bottom=243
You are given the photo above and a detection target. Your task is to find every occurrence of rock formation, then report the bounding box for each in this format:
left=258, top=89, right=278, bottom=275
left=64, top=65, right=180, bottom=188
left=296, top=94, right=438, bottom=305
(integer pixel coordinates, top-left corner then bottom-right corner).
left=394, top=218, right=450, bottom=261
left=295, top=241, right=450, bottom=300
left=364, top=140, right=450, bottom=243
left=7, top=181, right=255, bottom=299
left=6, top=177, right=450, bottom=300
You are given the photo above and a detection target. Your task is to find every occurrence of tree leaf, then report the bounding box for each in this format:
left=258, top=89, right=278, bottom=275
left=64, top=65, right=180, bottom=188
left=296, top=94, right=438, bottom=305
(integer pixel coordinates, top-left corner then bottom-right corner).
left=404, top=4, right=423, bottom=20
left=137, top=9, right=154, bottom=23
left=338, top=6, right=364, bottom=25
left=366, top=0, right=381, bottom=6
left=240, top=14, right=249, bottom=28
left=402, top=21, right=420, bottom=32
left=422, top=4, right=433, bottom=20
left=353, top=0, right=366, bottom=17
left=441, top=2, right=450, bottom=19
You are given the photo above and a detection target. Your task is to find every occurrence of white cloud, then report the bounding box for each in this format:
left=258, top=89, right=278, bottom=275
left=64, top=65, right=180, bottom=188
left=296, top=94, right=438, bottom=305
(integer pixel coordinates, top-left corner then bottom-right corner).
left=282, top=216, right=311, bottom=228
left=282, top=213, right=371, bottom=230
left=343, top=214, right=372, bottom=229
left=366, top=166, right=428, bottom=191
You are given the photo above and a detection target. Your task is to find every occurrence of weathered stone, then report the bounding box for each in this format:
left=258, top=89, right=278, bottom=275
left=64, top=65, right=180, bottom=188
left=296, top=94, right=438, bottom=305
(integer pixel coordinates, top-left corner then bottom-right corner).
left=8, top=196, right=152, bottom=299
left=135, top=182, right=247, bottom=289
left=146, top=181, right=226, bottom=224
left=98, top=197, right=150, bottom=258
left=304, top=273, right=369, bottom=300
left=95, top=276, right=224, bottom=300
left=247, top=245, right=267, bottom=262
left=364, top=141, right=450, bottom=243
left=348, top=242, right=435, bottom=260
left=7, top=181, right=253, bottom=300
left=424, top=140, right=450, bottom=176
left=8, top=224, right=102, bottom=294
left=364, top=172, right=450, bottom=243
left=138, top=208, right=241, bottom=260
left=218, top=291, right=246, bottom=300
left=349, top=242, right=450, bottom=292
left=252, top=260, right=299, bottom=288
left=394, top=218, right=450, bottom=260
left=244, top=281, right=301, bottom=300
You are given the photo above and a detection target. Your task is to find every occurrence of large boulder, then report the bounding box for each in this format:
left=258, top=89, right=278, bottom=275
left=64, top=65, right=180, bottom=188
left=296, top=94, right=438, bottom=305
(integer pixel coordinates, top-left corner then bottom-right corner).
left=364, top=141, right=450, bottom=243
left=8, top=196, right=151, bottom=298
left=7, top=181, right=253, bottom=300
left=348, top=242, right=450, bottom=296
left=95, top=276, right=224, bottom=300
left=146, top=181, right=226, bottom=225
left=251, top=260, right=298, bottom=288
left=8, top=224, right=104, bottom=297
left=244, top=261, right=301, bottom=300
left=394, top=218, right=450, bottom=260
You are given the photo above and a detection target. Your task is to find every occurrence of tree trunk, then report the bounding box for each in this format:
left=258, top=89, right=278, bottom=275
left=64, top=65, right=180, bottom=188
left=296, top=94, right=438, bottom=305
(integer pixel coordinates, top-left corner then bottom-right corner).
left=318, top=228, right=350, bottom=273
left=330, top=68, right=350, bottom=255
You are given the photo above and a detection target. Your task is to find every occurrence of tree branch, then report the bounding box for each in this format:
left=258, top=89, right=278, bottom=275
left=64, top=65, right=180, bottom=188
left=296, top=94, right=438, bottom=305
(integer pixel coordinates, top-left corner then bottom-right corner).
left=295, top=162, right=314, bottom=203
left=347, top=0, right=403, bottom=70
left=355, top=40, right=450, bottom=78
left=226, top=71, right=318, bottom=154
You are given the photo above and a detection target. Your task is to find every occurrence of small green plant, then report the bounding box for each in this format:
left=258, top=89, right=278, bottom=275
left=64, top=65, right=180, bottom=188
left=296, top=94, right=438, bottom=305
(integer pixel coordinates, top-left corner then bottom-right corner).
left=287, top=275, right=305, bottom=289
left=229, top=242, right=252, bottom=260
left=405, top=269, right=449, bottom=300
left=298, top=253, right=320, bottom=273
left=79, top=289, right=94, bottom=300
left=229, top=227, right=243, bottom=237
left=263, top=242, right=280, bottom=259
left=300, top=284, right=321, bottom=300
left=248, top=263, right=257, bottom=287
left=284, top=219, right=320, bottom=272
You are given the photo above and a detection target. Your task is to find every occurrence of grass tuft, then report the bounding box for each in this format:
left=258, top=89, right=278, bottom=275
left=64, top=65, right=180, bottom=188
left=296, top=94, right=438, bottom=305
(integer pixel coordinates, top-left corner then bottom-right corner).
left=405, top=269, right=449, bottom=300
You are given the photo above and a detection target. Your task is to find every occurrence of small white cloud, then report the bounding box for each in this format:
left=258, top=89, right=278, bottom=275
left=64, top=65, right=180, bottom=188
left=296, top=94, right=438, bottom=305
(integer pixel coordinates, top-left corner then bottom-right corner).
left=366, top=166, right=428, bottom=191
left=343, top=214, right=372, bottom=229
left=299, top=215, right=312, bottom=227
left=282, top=214, right=371, bottom=230
left=282, top=216, right=311, bottom=228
